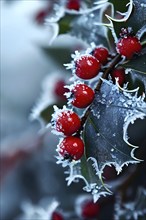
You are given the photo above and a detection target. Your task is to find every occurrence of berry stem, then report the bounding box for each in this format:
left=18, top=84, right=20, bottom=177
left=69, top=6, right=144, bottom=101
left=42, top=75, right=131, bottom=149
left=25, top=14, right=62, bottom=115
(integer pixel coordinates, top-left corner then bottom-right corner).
left=141, top=40, right=146, bottom=48
left=76, top=53, right=122, bottom=136
left=95, top=54, right=122, bottom=91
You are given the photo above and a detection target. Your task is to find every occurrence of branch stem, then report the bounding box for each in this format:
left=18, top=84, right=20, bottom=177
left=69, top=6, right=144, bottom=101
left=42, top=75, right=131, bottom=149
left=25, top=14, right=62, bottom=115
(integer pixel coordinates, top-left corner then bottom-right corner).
left=95, top=54, right=122, bottom=91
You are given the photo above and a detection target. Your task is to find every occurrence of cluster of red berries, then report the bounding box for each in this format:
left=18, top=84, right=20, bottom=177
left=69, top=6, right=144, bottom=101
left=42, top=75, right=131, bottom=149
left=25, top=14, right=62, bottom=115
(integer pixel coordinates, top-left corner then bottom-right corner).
left=52, top=108, right=84, bottom=161
left=75, top=46, right=109, bottom=80
left=74, top=47, right=126, bottom=86
left=52, top=49, right=109, bottom=161
left=52, top=49, right=108, bottom=161
left=51, top=29, right=142, bottom=162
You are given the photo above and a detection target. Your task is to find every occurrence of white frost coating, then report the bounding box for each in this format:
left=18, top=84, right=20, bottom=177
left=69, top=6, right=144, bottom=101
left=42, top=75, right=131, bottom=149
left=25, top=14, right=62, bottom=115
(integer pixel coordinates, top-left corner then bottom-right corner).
left=123, top=112, right=146, bottom=151
left=56, top=152, right=111, bottom=202
left=56, top=138, right=81, bottom=167
left=64, top=45, right=100, bottom=82
left=89, top=156, right=139, bottom=179
left=115, top=188, right=146, bottom=220
left=68, top=171, right=110, bottom=203
left=44, top=23, right=59, bottom=45
left=86, top=42, right=107, bottom=55
left=64, top=80, right=84, bottom=91
left=115, top=78, right=140, bottom=93
left=136, top=24, right=146, bottom=39
left=65, top=1, right=108, bottom=15
left=50, top=105, right=73, bottom=135
left=20, top=200, right=59, bottom=220
left=46, top=4, right=65, bottom=23
left=125, top=68, right=132, bottom=75
left=105, top=0, right=133, bottom=23
left=95, top=0, right=108, bottom=5
left=64, top=50, right=81, bottom=73
left=64, top=80, right=88, bottom=105
left=64, top=42, right=102, bottom=74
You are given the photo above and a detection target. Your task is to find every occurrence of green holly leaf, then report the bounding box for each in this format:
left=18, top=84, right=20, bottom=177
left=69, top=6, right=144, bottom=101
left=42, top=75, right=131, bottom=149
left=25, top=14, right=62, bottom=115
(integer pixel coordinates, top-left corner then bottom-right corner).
left=112, top=0, right=146, bottom=36
left=65, top=155, right=111, bottom=202
left=40, top=104, right=57, bottom=124
left=83, top=80, right=146, bottom=177
left=40, top=105, right=54, bottom=124
left=123, top=54, right=146, bottom=74
left=108, top=0, right=130, bottom=13
left=58, top=14, right=77, bottom=35
left=32, top=102, right=65, bottom=125
left=125, top=69, right=146, bottom=97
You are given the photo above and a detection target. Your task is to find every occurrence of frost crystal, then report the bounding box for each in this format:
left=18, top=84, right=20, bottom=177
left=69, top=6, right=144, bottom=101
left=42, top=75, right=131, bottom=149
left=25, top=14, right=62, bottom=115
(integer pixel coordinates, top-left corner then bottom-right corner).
left=105, top=0, right=133, bottom=23
left=51, top=105, right=73, bottom=136
left=57, top=153, right=111, bottom=203
left=18, top=200, right=59, bottom=220
left=114, top=188, right=146, bottom=220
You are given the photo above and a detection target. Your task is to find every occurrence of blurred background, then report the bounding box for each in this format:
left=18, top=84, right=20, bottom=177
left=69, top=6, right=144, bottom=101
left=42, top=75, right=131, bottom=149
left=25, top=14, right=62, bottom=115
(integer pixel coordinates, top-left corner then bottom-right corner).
left=1, top=1, right=146, bottom=220
left=0, top=0, right=86, bottom=219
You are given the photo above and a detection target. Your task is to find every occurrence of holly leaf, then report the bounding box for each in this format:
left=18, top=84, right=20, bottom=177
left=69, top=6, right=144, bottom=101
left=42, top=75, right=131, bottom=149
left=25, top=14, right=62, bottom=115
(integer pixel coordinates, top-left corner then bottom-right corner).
left=83, top=80, right=146, bottom=177
left=115, top=188, right=146, bottom=220
left=108, top=0, right=130, bottom=13
left=40, top=104, right=62, bottom=124
left=71, top=9, right=108, bottom=46
left=58, top=14, right=77, bottom=35
left=125, top=69, right=146, bottom=97
left=63, top=156, right=111, bottom=203
left=111, top=0, right=146, bottom=36
left=31, top=102, right=65, bottom=126
left=122, top=54, right=146, bottom=74
left=41, top=46, right=72, bottom=67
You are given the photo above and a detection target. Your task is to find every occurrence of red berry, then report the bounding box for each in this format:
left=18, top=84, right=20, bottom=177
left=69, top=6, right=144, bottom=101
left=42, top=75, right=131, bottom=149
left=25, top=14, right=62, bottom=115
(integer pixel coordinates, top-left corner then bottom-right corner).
left=82, top=200, right=100, bottom=218
left=52, top=211, right=63, bottom=220
left=111, top=67, right=126, bottom=86
left=72, top=84, right=95, bottom=108
left=93, top=47, right=109, bottom=64
left=66, top=0, right=80, bottom=11
left=55, top=111, right=81, bottom=136
left=75, top=55, right=101, bottom=80
left=59, top=136, right=84, bottom=160
left=116, top=36, right=142, bottom=59
left=35, top=9, right=48, bottom=24
left=54, top=80, right=69, bottom=100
